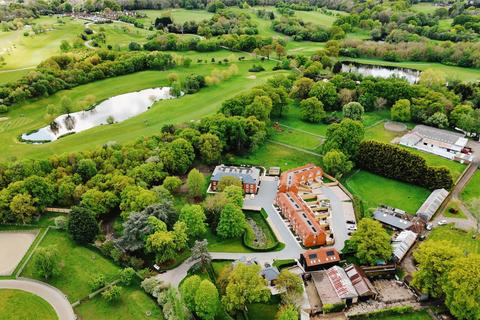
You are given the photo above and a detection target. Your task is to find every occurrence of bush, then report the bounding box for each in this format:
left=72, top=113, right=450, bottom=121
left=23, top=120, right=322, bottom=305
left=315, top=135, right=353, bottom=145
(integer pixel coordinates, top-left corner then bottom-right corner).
left=119, top=267, right=136, bottom=285
left=0, top=104, right=8, bottom=113
left=248, top=64, right=265, bottom=72
left=54, top=216, right=68, bottom=230
left=89, top=274, right=106, bottom=291
left=101, top=285, right=121, bottom=303
left=322, top=302, right=345, bottom=313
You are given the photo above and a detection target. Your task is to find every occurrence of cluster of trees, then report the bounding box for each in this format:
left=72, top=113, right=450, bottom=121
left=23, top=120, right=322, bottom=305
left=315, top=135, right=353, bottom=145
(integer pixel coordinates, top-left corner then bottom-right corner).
left=340, top=39, right=480, bottom=68
left=412, top=240, right=480, bottom=320
left=272, top=17, right=340, bottom=42
left=356, top=140, right=453, bottom=191
left=0, top=50, right=175, bottom=107
left=143, top=32, right=284, bottom=53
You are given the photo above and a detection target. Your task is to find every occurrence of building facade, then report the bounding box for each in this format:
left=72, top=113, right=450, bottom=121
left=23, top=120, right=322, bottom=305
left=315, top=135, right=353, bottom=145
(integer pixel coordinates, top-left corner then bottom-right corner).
left=210, top=165, right=260, bottom=194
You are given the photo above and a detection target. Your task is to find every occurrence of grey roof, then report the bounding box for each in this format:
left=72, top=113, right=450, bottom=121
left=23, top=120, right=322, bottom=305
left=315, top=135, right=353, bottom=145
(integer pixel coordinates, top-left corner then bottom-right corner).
left=412, top=125, right=465, bottom=146
left=373, top=209, right=413, bottom=230
left=416, top=188, right=449, bottom=221
left=261, top=266, right=280, bottom=281
left=392, top=230, right=417, bottom=261
left=211, top=165, right=260, bottom=184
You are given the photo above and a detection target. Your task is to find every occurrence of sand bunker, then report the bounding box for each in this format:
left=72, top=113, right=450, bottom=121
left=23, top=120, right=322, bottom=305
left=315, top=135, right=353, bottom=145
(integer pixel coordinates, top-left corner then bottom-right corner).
left=0, top=231, right=38, bottom=276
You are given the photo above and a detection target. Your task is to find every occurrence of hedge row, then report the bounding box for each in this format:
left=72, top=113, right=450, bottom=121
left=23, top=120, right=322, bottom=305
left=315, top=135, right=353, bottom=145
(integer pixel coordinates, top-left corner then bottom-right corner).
left=356, top=140, right=453, bottom=191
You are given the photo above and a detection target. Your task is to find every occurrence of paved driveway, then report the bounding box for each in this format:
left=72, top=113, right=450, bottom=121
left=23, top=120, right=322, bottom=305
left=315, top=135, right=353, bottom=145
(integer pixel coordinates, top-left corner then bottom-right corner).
left=0, top=279, right=76, bottom=320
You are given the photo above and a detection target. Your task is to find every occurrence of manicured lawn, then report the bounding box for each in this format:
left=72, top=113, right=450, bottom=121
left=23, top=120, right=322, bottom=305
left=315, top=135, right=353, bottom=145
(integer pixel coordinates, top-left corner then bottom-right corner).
left=443, top=200, right=467, bottom=219
left=205, top=229, right=254, bottom=253
left=411, top=3, right=443, bottom=14
left=341, top=58, right=480, bottom=82
left=270, top=128, right=322, bottom=150
left=461, top=170, right=480, bottom=204
left=289, top=9, right=342, bottom=28
left=0, top=61, right=283, bottom=162
left=89, top=22, right=154, bottom=50
left=75, top=282, right=164, bottom=320
left=0, top=68, right=31, bottom=84
left=136, top=9, right=214, bottom=25
left=428, top=225, right=479, bottom=254
left=344, top=170, right=430, bottom=213
left=231, top=142, right=323, bottom=170
left=364, top=121, right=402, bottom=143
left=0, top=289, right=58, bottom=320
left=21, top=229, right=120, bottom=302
left=370, top=310, right=432, bottom=320
left=247, top=295, right=280, bottom=320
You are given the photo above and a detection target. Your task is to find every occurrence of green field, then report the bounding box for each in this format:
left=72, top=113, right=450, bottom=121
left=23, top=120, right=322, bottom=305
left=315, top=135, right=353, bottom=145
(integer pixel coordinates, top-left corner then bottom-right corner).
left=0, top=289, right=58, bottom=320
left=21, top=230, right=120, bottom=302
left=345, top=170, right=430, bottom=213
left=370, top=310, right=432, bottom=320
left=411, top=3, right=443, bottom=14
left=341, top=58, right=480, bottom=82
left=0, top=61, right=282, bottom=162
left=136, top=9, right=213, bottom=25
left=461, top=170, right=480, bottom=204
left=89, top=22, right=155, bottom=50
left=428, top=225, right=479, bottom=254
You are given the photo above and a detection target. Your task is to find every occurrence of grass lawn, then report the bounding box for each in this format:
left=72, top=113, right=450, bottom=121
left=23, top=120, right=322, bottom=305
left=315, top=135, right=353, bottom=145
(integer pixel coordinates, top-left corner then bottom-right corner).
left=0, top=289, right=58, bottom=320
left=344, top=170, right=430, bottom=213
left=75, top=282, right=164, bottom=320
left=0, top=61, right=283, bottom=162
left=290, top=9, right=341, bottom=28
left=247, top=295, right=280, bottom=320
left=231, top=141, right=323, bottom=170
left=136, top=9, right=213, bottom=25
left=270, top=128, right=323, bottom=150
left=461, top=170, right=480, bottom=204
left=0, top=68, right=31, bottom=84
left=370, top=310, right=432, bottom=320
left=443, top=199, right=467, bottom=219
left=89, top=22, right=154, bottom=50
left=205, top=229, right=254, bottom=253
left=341, top=58, right=480, bottom=82
left=411, top=3, right=443, bottom=14
left=428, top=225, right=479, bottom=254
left=21, top=229, right=120, bottom=302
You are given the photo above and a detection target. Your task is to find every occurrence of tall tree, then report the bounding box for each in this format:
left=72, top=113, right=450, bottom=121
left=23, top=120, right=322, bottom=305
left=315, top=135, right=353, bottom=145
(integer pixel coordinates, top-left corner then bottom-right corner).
left=180, top=275, right=202, bottom=311
left=179, top=204, right=207, bottom=239
left=322, top=118, right=364, bottom=158
left=342, top=101, right=364, bottom=121
left=191, top=240, right=212, bottom=272
left=322, top=149, right=353, bottom=178
left=299, top=97, right=325, bottom=123
left=350, top=218, right=392, bottom=266
left=275, top=270, right=304, bottom=305
left=223, top=185, right=244, bottom=208
left=9, top=193, right=36, bottom=224
left=187, top=169, right=205, bottom=200
left=33, top=245, right=61, bottom=280
left=217, top=176, right=242, bottom=192
left=276, top=304, right=299, bottom=320
left=67, top=206, right=99, bottom=244
left=217, top=203, right=246, bottom=239
left=222, top=263, right=270, bottom=312
left=195, top=280, right=220, bottom=320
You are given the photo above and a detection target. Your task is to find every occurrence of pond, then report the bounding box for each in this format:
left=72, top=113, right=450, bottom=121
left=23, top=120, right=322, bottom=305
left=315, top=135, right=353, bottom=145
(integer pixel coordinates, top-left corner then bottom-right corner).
left=21, top=87, right=176, bottom=143
left=341, top=62, right=421, bottom=84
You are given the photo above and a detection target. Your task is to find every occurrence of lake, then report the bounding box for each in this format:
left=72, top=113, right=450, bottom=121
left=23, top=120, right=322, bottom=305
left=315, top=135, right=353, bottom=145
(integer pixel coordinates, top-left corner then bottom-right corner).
left=341, top=62, right=421, bottom=84
left=22, top=87, right=176, bottom=143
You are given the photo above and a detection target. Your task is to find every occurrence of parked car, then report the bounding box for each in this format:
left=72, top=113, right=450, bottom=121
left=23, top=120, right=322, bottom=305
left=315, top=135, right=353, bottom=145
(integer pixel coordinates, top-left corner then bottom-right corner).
left=347, top=225, right=357, bottom=231
left=438, top=219, right=448, bottom=226
left=346, top=220, right=356, bottom=224
left=426, top=223, right=433, bottom=231
left=419, top=234, right=427, bottom=241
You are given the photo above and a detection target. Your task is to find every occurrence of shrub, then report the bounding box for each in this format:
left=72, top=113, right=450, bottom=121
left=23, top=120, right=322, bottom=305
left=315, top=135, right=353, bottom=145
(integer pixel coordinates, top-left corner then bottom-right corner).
left=101, top=285, right=121, bottom=303
left=54, top=216, right=68, bottom=229
left=322, top=302, right=345, bottom=313
left=89, top=274, right=106, bottom=291
left=119, top=267, right=136, bottom=286
left=0, top=104, right=8, bottom=113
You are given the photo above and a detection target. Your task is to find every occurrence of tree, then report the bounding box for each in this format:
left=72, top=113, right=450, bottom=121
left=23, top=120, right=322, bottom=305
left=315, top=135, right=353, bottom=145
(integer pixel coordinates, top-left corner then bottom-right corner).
left=60, top=40, right=71, bottom=52
left=195, top=280, right=220, bottom=320
left=76, top=159, right=97, bottom=182
left=67, top=206, right=99, bottom=244
left=222, top=263, right=270, bottom=312
left=181, top=275, right=202, bottom=311
left=119, top=267, right=136, bottom=286
left=449, top=104, right=473, bottom=128
left=9, top=193, right=36, bottom=224
left=426, top=112, right=449, bottom=129
left=289, top=77, right=314, bottom=100
left=443, top=254, right=480, bottom=320
left=276, top=304, right=299, bottom=320
left=159, top=138, right=195, bottom=175
left=187, top=168, right=205, bottom=199
left=217, top=203, right=246, bottom=239
left=146, top=230, right=177, bottom=264
left=412, top=240, right=462, bottom=298
left=308, top=81, right=339, bottom=111
left=275, top=270, right=304, bottom=305
left=173, top=221, right=189, bottom=251
left=391, top=99, right=411, bottom=122
left=245, top=96, right=273, bottom=122
left=198, top=133, right=222, bottom=165
left=223, top=185, right=244, bottom=207
left=33, top=245, right=60, bottom=280
left=120, top=186, right=159, bottom=214
left=342, top=102, right=364, bottom=121
left=191, top=240, right=212, bottom=272
left=350, top=218, right=392, bottom=265
left=217, top=176, right=242, bottom=192
left=179, top=204, right=207, bottom=239
left=116, top=212, right=153, bottom=251
left=323, top=149, right=353, bottom=178
left=102, top=285, right=122, bottom=303
left=322, top=119, right=364, bottom=158
left=299, top=97, right=325, bottom=123
left=203, top=192, right=230, bottom=230
left=80, top=189, right=118, bottom=217
left=162, top=176, right=183, bottom=194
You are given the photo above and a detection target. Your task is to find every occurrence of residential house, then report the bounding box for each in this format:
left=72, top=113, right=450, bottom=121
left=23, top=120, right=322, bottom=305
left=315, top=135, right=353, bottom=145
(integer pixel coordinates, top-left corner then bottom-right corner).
left=210, top=165, right=260, bottom=194
left=300, top=248, right=341, bottom=271
left=260, top=264, right=281, bottom=286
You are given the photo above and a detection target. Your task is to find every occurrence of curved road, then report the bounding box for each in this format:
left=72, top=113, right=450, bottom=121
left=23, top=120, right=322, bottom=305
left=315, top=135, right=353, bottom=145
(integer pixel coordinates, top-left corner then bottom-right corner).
left=0, top=279, right=76, bottom=320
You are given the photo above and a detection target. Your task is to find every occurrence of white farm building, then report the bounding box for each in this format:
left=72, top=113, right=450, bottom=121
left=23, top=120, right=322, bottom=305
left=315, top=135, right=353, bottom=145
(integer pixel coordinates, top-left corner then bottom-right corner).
left=399, top=125, right=473, bottom=163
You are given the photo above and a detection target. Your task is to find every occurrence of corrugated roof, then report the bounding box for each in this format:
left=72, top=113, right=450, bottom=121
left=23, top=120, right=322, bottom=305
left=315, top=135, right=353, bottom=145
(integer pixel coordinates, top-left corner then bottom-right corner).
left=392, top=230, right=417, bottom=261
left=416, top=189, right=449, bottom=221
left=373, top=209, right=413, bottom=230
left=326, top=266, right=358, bottom=299
left=344, top=265, right=377, bottom=297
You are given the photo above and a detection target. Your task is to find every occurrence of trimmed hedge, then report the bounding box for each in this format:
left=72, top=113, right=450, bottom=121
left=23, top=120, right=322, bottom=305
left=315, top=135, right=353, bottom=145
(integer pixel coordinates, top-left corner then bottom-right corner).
left=242, top=209, right=281, bottom=252
left=356, top=140, right=453, bottom=190
left=348, top=306, right=414, bottom=319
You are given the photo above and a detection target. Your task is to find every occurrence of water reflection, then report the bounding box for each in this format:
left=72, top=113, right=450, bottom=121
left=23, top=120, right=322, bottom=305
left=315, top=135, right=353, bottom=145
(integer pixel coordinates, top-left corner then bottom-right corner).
left=341, top=62, right=420, bottom=84
left=22, top=87, right=176, bottom=143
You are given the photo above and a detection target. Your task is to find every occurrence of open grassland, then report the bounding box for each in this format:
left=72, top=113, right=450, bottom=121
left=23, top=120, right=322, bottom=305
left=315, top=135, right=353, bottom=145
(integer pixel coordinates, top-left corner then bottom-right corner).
left=21, top=229, right=119, bottom=302
left=231, top=141, right=323, bottom=170
left=289, top=9, right=344, bottom=28
left=0, top=16, right=84, bottom=71
left=428, top=225, right=479, bottom=254
left=136, top=9, right=213, bottom=25
left=75, top=281, right=164, bottom=320
left=0, top=289, right=58, bottom=320
left=461, top=170, right=480, bottom=204
left=411, top=3, right=443, bottom=14
left=344, top=170, right=430, bottom=213
left=89, top=22, right=155, bottom=49
left=0, top=61, right=281, bottom=162
left=341, top=58, right=480, bottom=82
